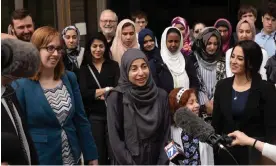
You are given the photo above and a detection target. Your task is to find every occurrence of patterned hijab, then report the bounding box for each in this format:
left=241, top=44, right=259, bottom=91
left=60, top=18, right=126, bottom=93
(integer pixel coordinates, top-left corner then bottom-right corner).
left=62, top=25, right=81, bottom=55
left=110, top=19, right=139, bottom=65
left=214, top=18, right=232, bottom=53
left=193, top=27, right=222, bottom=63
left=171, top=16, right=192, bottom=55
left=62, top=26, right=81, bottom=67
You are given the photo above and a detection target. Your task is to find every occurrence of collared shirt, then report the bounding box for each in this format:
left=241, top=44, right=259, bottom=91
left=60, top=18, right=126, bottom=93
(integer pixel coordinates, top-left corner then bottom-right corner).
left=255, top=30, right=276, bottom=57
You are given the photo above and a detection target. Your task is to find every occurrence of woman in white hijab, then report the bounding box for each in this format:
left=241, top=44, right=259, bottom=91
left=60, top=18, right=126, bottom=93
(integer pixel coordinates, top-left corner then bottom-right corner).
left=160, top=27, right=190, bottom=89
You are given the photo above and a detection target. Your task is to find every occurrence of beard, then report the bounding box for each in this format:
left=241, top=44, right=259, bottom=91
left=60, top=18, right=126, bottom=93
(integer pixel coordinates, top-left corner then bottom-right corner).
left=14, top=31, right=33, bottom=42
left=102, top=27, right=115, bottom=36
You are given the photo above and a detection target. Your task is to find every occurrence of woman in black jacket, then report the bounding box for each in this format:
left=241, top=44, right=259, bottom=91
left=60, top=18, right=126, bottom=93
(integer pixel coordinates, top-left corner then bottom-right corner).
left=212, top=40, right=276, bottom=165
left=79, top=32, right=120, bottom=165
left=138, top=27, right=199, bottom=93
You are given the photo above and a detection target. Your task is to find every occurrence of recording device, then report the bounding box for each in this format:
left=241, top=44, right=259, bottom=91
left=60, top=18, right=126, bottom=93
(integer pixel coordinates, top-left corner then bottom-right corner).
left=164, top=140, right=185, bottom=165
left=174, top=107, right=233, bottom=149
left=1, top=38, right=40, bottom=78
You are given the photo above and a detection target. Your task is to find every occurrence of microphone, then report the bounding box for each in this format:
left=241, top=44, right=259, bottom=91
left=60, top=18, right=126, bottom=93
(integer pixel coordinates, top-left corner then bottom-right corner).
left=174, top=107, right=233, bottom=149
left=1, top=38, right=40, bottom=78
left=164, top=140, right=185, bottom=165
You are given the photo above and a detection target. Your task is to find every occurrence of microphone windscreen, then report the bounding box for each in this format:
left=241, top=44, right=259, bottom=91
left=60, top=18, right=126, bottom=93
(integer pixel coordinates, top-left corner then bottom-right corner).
left=174, top=107, right=214, bottom=142
left=1, top=39, right=40, bottom=78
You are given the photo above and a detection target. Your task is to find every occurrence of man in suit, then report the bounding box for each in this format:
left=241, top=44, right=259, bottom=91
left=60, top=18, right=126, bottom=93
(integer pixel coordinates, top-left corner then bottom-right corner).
left=1, top=35, right=40, bottom=165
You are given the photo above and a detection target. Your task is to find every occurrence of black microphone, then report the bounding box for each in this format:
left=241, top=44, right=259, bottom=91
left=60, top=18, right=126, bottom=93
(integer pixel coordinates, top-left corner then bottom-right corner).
left=164, top=140, right=185, bottom=165
left=174, top=107, right=233, bottom=149
left=1, top=38, right=40, bottom=78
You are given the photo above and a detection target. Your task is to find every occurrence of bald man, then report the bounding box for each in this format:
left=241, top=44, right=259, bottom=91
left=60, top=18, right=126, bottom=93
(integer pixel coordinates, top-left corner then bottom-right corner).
left=99, top=9, right=118, bottom=48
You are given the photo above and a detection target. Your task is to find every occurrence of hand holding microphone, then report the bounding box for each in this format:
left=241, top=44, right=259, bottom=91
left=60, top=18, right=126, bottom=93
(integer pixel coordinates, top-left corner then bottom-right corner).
left=228, top=130, right=276, bottom=163
left=228, top=131, right=255, bottom=146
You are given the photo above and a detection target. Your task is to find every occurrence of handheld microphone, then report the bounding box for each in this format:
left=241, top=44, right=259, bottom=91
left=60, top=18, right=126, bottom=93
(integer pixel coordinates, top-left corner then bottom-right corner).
left=164, top=140, right=185, bottom=165
left=174, top=107, right=233, bottom=149
left=1, top=38, right=40, bottom=78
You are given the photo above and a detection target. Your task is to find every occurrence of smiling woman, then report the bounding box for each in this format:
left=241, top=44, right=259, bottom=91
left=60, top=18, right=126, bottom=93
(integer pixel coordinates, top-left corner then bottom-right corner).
left=106, top=48, right=170, bottom=165
left=11, top=26, right=99, bottom=165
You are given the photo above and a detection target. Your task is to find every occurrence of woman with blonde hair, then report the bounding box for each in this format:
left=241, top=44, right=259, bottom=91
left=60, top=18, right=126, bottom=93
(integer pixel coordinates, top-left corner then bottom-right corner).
left=12, top=26, right=98, bottom=165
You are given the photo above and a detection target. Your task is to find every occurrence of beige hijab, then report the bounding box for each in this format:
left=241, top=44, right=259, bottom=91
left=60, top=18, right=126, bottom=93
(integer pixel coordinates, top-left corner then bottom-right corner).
left=110, top=19, right=138, bottom=65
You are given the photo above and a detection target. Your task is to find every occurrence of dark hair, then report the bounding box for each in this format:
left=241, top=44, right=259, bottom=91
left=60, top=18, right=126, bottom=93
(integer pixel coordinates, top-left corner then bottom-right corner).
left=238, top=5, right=257, bottom=20
left=262, top=2, right=276, bottom=18
left=231, top=40, right=263, bottom=79
left=193, top=22, right=206, bottom=31
left=166, top=27, right=181, bottom=39
left=131, top=11, right=148, bottom=22
left=83, top=32, right=110, bottom=66
left=11, top=8, right=32, bottom=26
left=122, top=22, right=134, bottom=30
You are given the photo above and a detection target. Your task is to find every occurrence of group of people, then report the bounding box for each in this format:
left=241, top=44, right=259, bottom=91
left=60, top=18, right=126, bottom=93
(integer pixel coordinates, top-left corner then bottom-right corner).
left=1, top=2, right=276, bottom=165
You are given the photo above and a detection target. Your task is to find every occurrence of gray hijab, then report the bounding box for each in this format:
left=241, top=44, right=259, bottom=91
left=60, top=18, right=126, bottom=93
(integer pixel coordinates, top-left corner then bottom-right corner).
left=114, top=48, right=160, bottom=156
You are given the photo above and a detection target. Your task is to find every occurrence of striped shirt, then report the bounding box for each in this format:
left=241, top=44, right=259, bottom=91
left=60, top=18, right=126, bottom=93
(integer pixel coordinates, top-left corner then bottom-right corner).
left=44, top=82, right=75, bottom=165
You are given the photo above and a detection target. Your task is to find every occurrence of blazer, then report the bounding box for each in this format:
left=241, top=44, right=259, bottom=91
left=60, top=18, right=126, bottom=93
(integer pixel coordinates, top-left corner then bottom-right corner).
left=12, top=71, right=98, bottom=165
left=1, top=85, right=39, bottom=165
left=212, top=75, right=276, bottom=164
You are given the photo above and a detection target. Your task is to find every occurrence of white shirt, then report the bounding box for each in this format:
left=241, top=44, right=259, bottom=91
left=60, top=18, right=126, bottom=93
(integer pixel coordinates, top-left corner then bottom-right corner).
left=262, top=143, right=276, bottom=163
left=225, top=47, right=269, bottom=80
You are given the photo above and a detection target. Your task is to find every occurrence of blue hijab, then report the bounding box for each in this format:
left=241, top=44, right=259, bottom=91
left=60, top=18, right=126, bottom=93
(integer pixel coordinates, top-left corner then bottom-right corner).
left=138, top=28, right=162, bottom=61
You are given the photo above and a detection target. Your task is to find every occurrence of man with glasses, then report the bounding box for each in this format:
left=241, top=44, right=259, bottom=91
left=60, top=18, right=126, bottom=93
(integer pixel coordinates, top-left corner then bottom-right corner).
left=255, top=2, right=276, bottom=57
left=99, top=9, right=118, bottom=49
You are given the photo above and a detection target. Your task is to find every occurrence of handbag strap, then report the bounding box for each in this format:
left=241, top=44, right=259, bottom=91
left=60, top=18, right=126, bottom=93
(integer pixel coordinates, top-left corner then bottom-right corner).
left=87, top=64, right=102, bottom=89
left=87, top=64, right=107, bottom=106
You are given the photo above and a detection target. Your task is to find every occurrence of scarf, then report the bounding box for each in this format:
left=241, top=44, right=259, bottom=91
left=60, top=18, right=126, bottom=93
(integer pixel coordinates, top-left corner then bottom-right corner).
left=214, top=18, right=232, bottom=53
left=62, top=26, right=81, bottom=67
left=171, top=16, right=192, bottom=55
left=113, top=48, right=160, bottom=155
left=110, top=19, right=139, bottom=65
left=236, top=18, right=256, bottom=40
left=193, top=27, right=222, bottom=63
left=138, top=28, right=162, bottom=61
left=161, top=27, right=189, bottom=88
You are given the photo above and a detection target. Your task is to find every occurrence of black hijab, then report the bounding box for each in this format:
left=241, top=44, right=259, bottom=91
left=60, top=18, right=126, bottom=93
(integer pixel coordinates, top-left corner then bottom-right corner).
left=138, top=28, right=162, bottom=62
left=114, top=48, right=160, bottom=155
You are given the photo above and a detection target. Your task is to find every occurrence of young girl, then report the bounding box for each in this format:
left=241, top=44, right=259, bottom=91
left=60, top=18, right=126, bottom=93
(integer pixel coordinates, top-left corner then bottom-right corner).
left=169, top=88, right=214, bottom=165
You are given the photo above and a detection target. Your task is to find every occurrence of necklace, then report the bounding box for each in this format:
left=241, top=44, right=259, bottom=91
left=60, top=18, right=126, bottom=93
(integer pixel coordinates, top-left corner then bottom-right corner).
left=233, top=79, right=250, bottom=100
left=234, top=91, right=238, bottom=100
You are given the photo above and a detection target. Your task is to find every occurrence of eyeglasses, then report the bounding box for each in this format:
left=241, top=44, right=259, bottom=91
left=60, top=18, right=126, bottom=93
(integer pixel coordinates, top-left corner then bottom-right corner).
left=41, top=45, right=64, bottom=54
left=100, top=20, right=117, bottom=24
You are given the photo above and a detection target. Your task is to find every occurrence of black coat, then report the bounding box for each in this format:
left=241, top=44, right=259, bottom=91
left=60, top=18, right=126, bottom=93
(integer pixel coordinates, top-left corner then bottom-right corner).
left=79, top=59, right=120, bottom=117
left=150, top=54, right=200, bottom=94
left=212, top=75, right=276, bottom=165
left=1, top=85, right=39, bottom=165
